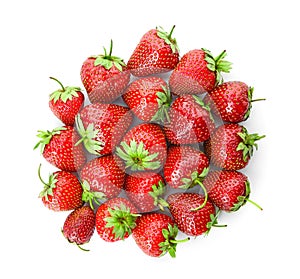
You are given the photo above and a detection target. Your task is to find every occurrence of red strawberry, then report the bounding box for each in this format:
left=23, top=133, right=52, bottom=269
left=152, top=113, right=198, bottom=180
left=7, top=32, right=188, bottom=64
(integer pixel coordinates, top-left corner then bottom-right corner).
left=116, top=123, right=167, bottom=172
left=122, top=77, right=172, bottom=123
left=127, top=26, right=179, bottom=77
left=132, top=213, right=189, bottom=258
left=80, top=40, right=130, bottom=103
left=169, top=48, right=232, bottom=96
left=206, top=123, right=265, bottom=170
left=62, top=205, right=95, bottom=251
left=163, top=94, right=215, bottom=144
left=37, top=164, right=83, bottom=211
left=167, top=193, right=221, bottom=236
left=204, top=81, right=265, bottom=123
left=80, top=155, right=125, bottom=208
left=203, top=170, right=262, bottom=212
left=95, top=197, right=139, bottom=242
left=124, top=172, right=168, bottom=213
left=163, top=145, right=209, bottom=193
left=34, top=126, right=86, bottom=172
left=76, top=103, right=133, bottom=155
left=48, top=77, right=84, bottom=126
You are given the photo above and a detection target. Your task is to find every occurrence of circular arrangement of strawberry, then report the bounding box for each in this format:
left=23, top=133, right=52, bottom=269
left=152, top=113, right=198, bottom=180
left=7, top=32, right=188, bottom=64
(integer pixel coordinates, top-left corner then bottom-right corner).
left=35, top=25, right=265, bottom=257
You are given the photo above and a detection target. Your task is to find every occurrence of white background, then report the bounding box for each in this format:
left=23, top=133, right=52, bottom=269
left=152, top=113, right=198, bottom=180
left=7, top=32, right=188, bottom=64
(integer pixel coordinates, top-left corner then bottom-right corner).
left=1, top=0, right=299, bottom=278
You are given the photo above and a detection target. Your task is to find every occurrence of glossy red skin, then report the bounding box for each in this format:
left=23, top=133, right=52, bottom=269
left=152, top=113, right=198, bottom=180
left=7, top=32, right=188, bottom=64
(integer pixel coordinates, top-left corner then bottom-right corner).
left=41, top=171, right=83, bottom=211
left=204, top=81, right=250, bottom=123
left=163, top=95, right=215, bottom=144
left=80, top=57, right=130, bottom=103
left=169, top=49, right=216, bottom=96
left=163, top=145, right=209, bottom=189
left=43, top=126, right=86, bottom=172
left=124, top=172, right=165, bottom=213
left=208, top=123, right=249, bottom=170
left=80, top=155, right=125, bottom=199
left=203, top=170, right=248, bottom=211
left=121, top=123, right=168, bottom=170
left=96, top=197, right=138, bottom=242
left=133, top=213, right=175, bottom=257
left=122, top=77, right=168, bottom=122
left=63, top=206, right=95, bottom=245
left=79, top=103, right=133, bottom=155
left=127, top=29, right=179, bottom=77
left=49, top=90, right=84, bottom=126
left=167, top=193, right=215, bottom=236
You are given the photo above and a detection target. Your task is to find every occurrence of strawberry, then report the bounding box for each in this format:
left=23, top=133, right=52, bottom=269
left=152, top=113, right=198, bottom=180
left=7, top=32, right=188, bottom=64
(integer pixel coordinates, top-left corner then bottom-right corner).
left=163, top=94, right=215, bottom=144
left=167, top=193, right=222, bottom=236
left=169, top=48, right=232, bottom=96
left=80, top=40, right=130, bottom=103
left=122, top=77, right=172, bottom=123
left=124, top=172, right=168, bottom=213
left=203, top=170, right=262, bottom=212
left=62, top=205, right=95, bottom=251
left=37, top=164, right=83, bottom=211
left=206, top=123, right=265, bottom=170
left=48, top=77, right=84, bottom=126
left=95, top=197, right=139, bottom=242
left=80, top=155, right=125, bottom=208
left=132, top=213, right=189, bottom=258
left=116, top=123, right=167, bottom=172
left=75, top=103, right=133, bottom=155
left=127, top=25, right=179, bottom=77
left=204, top=81, right=265, bottom=123
left=34, top=126, right=86, bottom=172
left=163, top=145, right=209, bottom=194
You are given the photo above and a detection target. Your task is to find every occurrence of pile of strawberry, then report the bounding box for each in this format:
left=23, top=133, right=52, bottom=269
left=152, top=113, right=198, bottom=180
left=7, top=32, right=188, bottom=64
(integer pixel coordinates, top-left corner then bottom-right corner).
left=35, top=26, right=265, bottom=257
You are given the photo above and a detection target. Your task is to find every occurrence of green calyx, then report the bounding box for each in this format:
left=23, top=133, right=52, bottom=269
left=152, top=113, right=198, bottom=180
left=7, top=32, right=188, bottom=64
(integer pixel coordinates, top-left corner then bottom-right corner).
left=104, top=203, right=140, bottom=240
left=202, top=48, right=232, bottom=85
left=244, top=87, right=266, bottom=121
left=237, top=127, right=266, bottom=162
left=34, top=126, right=66, bottom=154
left=37, top=164, right=57, bottom=201
left=156, top=25, right=179, bottom=54
left=231, top=180, right=263, bottom=211
left=148, top=181, right=169, bottom=210
left=81, top=180, right=106, bottom=210
left=151, top=85, right=172, bottom=123
left=49, top=77, right=81, bottom=103
left=193, top=95, right=215, bottom=122
left=205, top=209, right=227, bottom=236
left=92, top=40, right=126, bottom=72
left=159, top=224, right=189, bottom=258
left=116, top=140, right=161, bottom=171
left=75, top=114, right=103, bottom=155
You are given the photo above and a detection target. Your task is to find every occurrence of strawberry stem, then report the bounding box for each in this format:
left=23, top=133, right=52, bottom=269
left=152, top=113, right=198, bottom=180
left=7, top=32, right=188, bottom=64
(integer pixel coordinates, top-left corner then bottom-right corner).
left=37, top=164, right=49, bottom=187
left=191, top=179, right=208, bottom=211
left=49, top=77, right=65, bottom=91
left=168, top=25, right=176, bottom=39
left=245, top=198, right=263, bottom=210
left=251, top=98, right=266, bottom=102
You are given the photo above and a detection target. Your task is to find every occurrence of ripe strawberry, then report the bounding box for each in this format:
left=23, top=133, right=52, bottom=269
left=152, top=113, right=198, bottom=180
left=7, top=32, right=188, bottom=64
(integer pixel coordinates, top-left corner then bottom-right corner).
left=122, top=77, right=172, bottom=123
left=167, top=193, right=220, bottom=236
left=163, top=94, right=215, bottom=144
left=48, top=77, right=84, bottom=126
left=80, top=155, right=125, bottom=207
left=132, top=213, right=189, bottom=258
left=203, top=170, right=262, bottom=212
left=127, top=25, right=179, bottom=77
left=124, top=172, right=168, bottom=213
left=37, top=164, right=83, bottom=211
left=204, top=81, right=265, bottom=123
left=62, top=205, right=95, bottom=251
left=169, top=48, right=232, bottom=95
left=116, top=123, right=167, bottom=172
left=76, top=103, right=133, bottom=155
left=206, top=123, right=265, bottom=170
left=163, top=145, right=209, bottom=193
left=34, top=126, right=86, bottom=172
left=80, top=40, right=130, bottom=103
left=95, top=197, right=139, bottom=242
